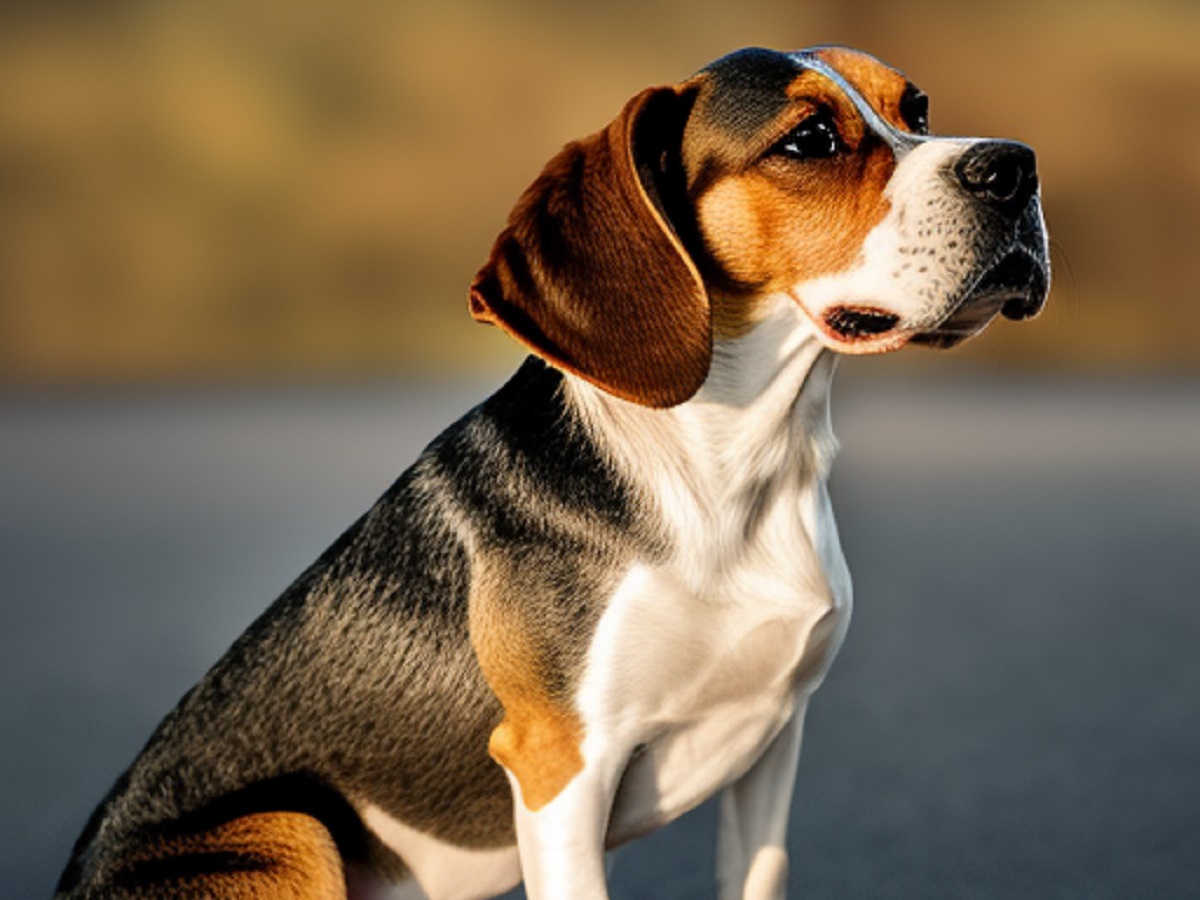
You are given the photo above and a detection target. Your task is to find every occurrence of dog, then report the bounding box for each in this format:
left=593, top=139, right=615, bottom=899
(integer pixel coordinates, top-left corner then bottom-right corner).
left=56, top=46, right=1049, bottom=900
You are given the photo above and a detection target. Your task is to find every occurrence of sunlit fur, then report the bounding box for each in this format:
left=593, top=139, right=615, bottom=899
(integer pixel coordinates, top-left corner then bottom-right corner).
left=789, top=139, right=1008, bottom=351
left=686, top=51, right=1048, bottom=354
left=56, top=46, right=1047, bottom=900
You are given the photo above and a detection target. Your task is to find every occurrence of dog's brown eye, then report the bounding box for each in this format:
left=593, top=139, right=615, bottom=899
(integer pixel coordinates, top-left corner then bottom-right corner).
left=772, top=109, right=842, bottom=160
left=900, top=84, right=929, bottom=135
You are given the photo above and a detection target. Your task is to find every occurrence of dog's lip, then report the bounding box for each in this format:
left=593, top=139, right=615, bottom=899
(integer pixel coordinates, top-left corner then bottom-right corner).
left=786, top=289, right=909, bottom=352
left=910, top=293, right=1007, bottom=347
left=990, top=248, right=1049, bottom=321
left=913, top=248, right=1049, bottom=346
left=807, top=303, right=912, bottom=353
left=822, top=305, right=900, bottom=340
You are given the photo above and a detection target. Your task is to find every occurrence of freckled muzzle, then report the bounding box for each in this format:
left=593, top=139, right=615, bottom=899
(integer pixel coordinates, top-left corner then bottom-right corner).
left=774, top=60, right=1050, bottom=357
left=912, top=246, right=1049, bottom=347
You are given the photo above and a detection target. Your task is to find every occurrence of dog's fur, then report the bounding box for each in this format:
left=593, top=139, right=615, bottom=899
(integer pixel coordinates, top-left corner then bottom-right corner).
left=56, top=47, right=1048, bottom=900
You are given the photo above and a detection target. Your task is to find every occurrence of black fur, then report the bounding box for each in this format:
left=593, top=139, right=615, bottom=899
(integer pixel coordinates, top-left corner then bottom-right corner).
left=56, top=358, right=659, bottom=897
left=697, top=48, right=801, bottom=143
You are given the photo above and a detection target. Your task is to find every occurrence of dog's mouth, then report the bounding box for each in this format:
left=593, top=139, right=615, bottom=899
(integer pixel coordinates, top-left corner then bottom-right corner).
left=812, top=304, right=911, bottom=354
left=797, top=216, right=1050, bottom=355
left=822, top=306, right=901, bottom=341
left=911, top=248, right=1049, bottom=348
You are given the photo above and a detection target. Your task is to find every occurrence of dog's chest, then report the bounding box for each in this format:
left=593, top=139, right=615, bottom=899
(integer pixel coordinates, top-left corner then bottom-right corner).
left=579, top=474, right=852, bottom=840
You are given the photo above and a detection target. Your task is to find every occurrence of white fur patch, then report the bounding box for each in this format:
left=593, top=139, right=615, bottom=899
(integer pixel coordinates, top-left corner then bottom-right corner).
left=356, top=804, right=521, bottom=900
left=565, top=303, right=852, bottom=842
left=790, top=139, right=989, bottom=337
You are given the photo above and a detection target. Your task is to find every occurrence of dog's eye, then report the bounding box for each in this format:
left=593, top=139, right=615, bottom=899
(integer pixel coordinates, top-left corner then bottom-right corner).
left=900, top=84, right=929, bottom=135
left=771, top=109, right=842, bottom=160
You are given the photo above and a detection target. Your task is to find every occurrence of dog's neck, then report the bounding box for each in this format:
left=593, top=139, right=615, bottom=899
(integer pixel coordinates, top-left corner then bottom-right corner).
left=568, top=294, right=838, bottom=564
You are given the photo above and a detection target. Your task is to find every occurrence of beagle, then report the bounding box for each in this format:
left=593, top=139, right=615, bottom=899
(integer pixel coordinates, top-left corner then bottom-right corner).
left=56, top=46, right=1048, bottom=900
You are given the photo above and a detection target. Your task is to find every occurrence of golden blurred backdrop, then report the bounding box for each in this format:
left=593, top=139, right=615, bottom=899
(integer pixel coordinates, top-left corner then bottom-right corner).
left=1, top=0, right=1197, bottom=386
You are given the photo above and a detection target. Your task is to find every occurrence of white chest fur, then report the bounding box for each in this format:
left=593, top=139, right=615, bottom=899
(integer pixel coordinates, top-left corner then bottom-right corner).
left=568, top=299, right=854, bottom=842
left=594, top=486, right=850, bottom=843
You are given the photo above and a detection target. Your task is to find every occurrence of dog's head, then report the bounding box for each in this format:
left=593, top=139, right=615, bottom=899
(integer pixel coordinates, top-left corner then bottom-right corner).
left=470, top=46, right=1050, bottom=407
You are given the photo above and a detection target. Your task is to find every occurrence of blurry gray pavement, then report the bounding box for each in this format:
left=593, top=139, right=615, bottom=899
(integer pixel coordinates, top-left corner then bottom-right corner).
left=2, top=372, right=1198, bottom=898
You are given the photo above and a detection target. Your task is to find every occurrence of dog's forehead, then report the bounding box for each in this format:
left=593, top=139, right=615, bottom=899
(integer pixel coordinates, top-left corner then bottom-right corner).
left=806, top=46, right=912, bottom=112
left=692, top=46, right=911, bottom=140
left=691, top=48, right=803, bottom=140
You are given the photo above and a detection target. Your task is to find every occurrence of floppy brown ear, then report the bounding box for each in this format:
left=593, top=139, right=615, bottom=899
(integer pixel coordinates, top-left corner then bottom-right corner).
left=468, top=85, right=708, bottom=408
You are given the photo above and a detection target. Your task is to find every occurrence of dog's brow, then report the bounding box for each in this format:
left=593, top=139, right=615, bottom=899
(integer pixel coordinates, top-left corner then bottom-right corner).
left=789, top=52, right=924, bottom=157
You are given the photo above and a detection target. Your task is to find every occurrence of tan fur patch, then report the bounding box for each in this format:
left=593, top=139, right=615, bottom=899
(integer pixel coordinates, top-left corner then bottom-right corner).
left=698, top=138, right=895, bottom=338
left=487, top=703, right=585, bottom=812
left=469, top=561, right=585, bottom=812
left=689, top=65, right=900, bottom=338
left=117, top=812, right=345, bottom=898
left=813, top=47, right=914, bottom=133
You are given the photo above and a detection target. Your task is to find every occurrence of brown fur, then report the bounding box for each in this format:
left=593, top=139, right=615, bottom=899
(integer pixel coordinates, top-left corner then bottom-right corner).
left=468, top=50, right=919, bottom=371
left=469, top=558, right=587, bottom=812
left=813, top=47, right=915, bottom=133
left=686, top=67, right=898, bottom=336
left=487, top=705, right=586, bottom=813
left=109, top=813, right=345, bottom=899
left=469, top=87, right=708, bottom=410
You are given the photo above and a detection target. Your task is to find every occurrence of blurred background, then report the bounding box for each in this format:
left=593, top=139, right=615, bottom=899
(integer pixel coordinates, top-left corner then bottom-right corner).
left=3, top=0, right=1199, bottom=897
left=0, top=0, right=1197, bottom=384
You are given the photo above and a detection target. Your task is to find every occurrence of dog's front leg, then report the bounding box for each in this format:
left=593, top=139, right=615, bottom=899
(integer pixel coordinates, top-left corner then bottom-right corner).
left=715, top=701, right=808, bottom=900
left=503, top=749, right=625, bottom=900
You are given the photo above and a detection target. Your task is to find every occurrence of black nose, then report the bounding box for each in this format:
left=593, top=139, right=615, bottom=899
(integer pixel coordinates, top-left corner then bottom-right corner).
left=955, top=140, right=1038, bottom=212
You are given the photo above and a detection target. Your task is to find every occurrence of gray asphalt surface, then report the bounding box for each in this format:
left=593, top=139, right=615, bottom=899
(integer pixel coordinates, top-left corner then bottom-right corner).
left=3, top=372, right=1198, bottom=898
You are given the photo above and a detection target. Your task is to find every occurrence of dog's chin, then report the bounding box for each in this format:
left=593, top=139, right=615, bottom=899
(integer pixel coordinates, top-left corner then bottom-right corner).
left=911, top=249, right=1049, bottom=349
left=909, top=293, right=1008, bottom=349
left=796, top=245, right=1049, bottom=354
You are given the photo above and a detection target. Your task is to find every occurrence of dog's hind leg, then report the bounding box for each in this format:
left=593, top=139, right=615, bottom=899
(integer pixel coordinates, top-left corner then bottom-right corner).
left=83, top=812, right=346, bottom=899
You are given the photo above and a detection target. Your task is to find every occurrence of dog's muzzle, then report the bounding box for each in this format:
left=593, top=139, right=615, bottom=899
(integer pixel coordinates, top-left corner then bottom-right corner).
left=913, top=139, right=1050, bottom=347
